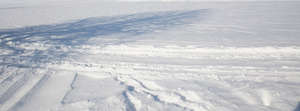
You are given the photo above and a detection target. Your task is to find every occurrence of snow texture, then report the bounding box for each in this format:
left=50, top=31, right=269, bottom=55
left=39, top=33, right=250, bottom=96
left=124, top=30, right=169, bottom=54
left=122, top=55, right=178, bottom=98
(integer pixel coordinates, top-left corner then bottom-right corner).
left=0, top=1, right=300, bottom=111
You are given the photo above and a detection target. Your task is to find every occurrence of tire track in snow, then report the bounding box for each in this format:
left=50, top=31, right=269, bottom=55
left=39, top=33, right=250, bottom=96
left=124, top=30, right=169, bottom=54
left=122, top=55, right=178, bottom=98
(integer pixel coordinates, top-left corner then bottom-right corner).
left=0, top=72, right=46, bottom=111
left=9, top=74, right=50, bottom=111
left=0, top=73, right=26, bottom=105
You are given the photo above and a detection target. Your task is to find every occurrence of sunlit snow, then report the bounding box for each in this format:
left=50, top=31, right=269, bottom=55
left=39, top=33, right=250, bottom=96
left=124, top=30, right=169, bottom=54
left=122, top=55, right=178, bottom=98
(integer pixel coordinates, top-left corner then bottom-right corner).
left=0, top=1, right=300, bottom=111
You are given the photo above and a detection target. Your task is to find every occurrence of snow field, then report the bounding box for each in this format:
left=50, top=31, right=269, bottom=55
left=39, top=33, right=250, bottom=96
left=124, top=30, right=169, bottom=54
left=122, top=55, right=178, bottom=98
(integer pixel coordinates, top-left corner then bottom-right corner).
left=1, top=1, right=300, bottom=111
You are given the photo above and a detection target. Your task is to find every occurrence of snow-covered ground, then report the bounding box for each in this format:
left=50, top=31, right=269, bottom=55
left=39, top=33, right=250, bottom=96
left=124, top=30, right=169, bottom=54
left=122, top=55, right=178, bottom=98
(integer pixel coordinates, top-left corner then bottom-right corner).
left=0, top=1, right=300, bottom=111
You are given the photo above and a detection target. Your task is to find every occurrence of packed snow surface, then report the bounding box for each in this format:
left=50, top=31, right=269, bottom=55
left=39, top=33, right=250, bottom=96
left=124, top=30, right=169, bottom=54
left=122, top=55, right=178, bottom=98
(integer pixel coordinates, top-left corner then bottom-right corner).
left=0, top=1, right=300, bottom=111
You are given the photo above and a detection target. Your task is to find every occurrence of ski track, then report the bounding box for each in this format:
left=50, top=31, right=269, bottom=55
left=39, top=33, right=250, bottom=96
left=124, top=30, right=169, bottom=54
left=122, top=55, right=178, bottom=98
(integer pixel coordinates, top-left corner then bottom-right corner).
left=1, top=3, right=300, bottom=111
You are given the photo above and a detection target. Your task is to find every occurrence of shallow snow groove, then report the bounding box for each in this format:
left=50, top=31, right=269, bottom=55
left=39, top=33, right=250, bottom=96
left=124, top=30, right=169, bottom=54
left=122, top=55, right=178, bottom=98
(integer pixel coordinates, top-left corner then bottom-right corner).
left=0, top=71, right=46, bottom=111
left=9, top=74, right=50, bottom=111
left=61, top=73, right=78, bottom=104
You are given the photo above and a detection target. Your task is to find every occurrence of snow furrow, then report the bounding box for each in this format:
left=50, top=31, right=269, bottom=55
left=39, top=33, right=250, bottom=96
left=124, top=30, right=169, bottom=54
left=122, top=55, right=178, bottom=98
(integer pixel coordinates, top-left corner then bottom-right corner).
left=9, top=74, right=50, bottom=111
left=61, top=73, right=78, bottom=104
left=0, top=72, right=45, bottom=111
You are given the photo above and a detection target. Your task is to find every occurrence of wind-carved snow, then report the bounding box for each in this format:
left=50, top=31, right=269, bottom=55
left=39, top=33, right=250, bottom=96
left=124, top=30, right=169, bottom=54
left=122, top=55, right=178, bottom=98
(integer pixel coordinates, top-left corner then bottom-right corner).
left=1, top=2, right=300, bottom=111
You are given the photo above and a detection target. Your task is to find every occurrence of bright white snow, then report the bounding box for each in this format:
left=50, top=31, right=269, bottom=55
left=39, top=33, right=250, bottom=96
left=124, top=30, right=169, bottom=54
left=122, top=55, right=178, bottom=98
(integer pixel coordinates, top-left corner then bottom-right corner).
left=0, top=1, right=300, bottom=111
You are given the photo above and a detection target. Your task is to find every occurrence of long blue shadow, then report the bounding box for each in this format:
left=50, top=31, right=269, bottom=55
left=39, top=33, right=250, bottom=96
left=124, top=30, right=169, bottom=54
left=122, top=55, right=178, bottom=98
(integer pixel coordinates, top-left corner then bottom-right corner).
left=0, top=9, right=209, bottom=45
left=0, top=9, right=209, bottom=67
